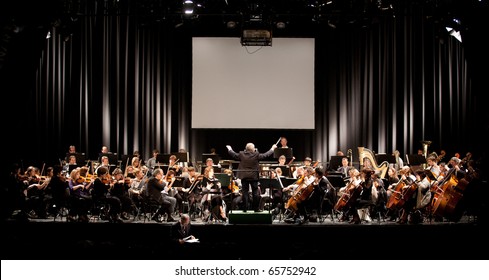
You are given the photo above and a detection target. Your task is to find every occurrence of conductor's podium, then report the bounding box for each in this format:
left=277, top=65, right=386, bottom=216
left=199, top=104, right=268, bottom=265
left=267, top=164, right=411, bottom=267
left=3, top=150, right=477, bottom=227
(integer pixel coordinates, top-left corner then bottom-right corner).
left=228, top=210, right=273, bottom=224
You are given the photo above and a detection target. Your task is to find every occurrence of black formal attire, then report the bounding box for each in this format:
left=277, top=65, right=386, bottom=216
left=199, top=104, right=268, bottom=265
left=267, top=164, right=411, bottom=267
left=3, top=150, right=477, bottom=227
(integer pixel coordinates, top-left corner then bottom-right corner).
left=146, top=176, right=175, bottom=220
left=228, top=147, right=274, bottom=211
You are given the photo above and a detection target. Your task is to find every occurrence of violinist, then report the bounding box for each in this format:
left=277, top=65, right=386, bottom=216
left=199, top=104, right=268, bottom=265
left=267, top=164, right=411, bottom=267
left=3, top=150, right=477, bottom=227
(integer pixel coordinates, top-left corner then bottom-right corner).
left=183, top=167, right=204, bottom=217
left=91, top=166, right=123, bottom=223
left=147, top=168, right=176, bottom=223
left=110, top=168, right=136, bottom=220
left=44, top=165, right=70, bottom=218
left=5, top=163, right=30, bottom=221
left=169, top=155, right=182, bottom=176
left=26, top=166, right=52, bottom=219
left=128, top=167, right=145, bottom=206
left=68, top=167, right=92, bottom=222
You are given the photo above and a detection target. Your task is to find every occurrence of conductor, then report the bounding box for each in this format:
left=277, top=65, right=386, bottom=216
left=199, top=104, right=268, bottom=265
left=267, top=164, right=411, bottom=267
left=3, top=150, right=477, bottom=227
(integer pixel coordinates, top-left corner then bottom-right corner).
left=226, top=142, right=277, bottom=212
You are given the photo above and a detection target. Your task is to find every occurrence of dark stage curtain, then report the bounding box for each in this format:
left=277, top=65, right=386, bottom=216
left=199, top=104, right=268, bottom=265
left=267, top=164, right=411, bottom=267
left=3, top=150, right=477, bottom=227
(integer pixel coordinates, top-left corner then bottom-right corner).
left=3, top=2, right=487, bottom=174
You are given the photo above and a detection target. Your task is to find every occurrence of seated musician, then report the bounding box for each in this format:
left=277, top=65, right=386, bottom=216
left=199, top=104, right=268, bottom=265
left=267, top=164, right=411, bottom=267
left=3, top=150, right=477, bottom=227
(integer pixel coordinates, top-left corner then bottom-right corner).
left=201, top=166, right=225, bottom=221
left=337, top=168, right=361, bottom=222
left=349, top=168, right=376, bottom=224
left=91, top=166, right=124, bottom=223
left=221, top=168, right=241, bottom=214
left=182, top=166, right=203, bottom=217
left=110, top=168, right=136, bottom=220
left=396, top=166, right=417, bottom=224
left=67, top=167, right=92, bottom=222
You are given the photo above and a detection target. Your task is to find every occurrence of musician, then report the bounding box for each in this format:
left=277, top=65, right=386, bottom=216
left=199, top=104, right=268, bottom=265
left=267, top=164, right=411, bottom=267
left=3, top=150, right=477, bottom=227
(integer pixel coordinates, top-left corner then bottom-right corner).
left=200, top=166, right=225, bottom=221
left=126, top=156, right=143, bottom=178
left=110, top=168, right=136, bottom=220
left=385, top=166, right=400, bottom=221
left=145, top=149, right=159, bottom=176
left=310, top=168, right=335, bottom=218
left=183, top=167, right=204, bottom=217
left=349, top=168, right=376, bottom=224
left=147, top=168, right=176, bottom=222
left=283, top=166, right=305, bottom=199
left=44, top=165, right=71, bottom=218
left=337, top=168, right=361, bottom=217
left=279, top=137, right=288, bottom=148
left=221, top=168, right=241, bottom=214
left=168, top=155, right=182, bottom=176
left=426, top=155, right=441, bottom=179
left=67, top=167, right=92, bottom=222
left=128, top=167, right=146, bottom=207
left=337, top=157, right=354, bottom=178
left=278, top=155, right=287, bottom=166
left=226, top=142, right=277, bottom=212
left=205, top=157, right=221, bottom=169
left=5, top=163, right=29, bottom=221
left=95, top=156, right=111, bottom=174
left=396, top=166, right=417, bottom=224
left=25, top=166, right=51, bottom=219
left=91, top=166, right=123, bottom=223
left=448, top=157, right=467, bottom=179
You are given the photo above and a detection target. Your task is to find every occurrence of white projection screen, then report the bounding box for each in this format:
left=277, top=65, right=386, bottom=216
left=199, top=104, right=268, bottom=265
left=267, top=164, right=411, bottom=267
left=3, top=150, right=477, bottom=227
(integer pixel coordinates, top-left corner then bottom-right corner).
left=192, top=37, right=315, bottom=129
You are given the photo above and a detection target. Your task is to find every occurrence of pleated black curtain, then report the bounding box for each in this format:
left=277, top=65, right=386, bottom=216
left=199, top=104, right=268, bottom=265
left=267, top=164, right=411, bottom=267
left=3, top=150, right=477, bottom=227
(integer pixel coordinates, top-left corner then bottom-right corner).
left=4, top=2, right=486, bottom=170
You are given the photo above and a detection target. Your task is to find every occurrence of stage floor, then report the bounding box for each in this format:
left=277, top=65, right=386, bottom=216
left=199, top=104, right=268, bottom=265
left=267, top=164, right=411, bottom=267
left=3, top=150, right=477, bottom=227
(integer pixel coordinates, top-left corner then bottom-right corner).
left=2, top=211, right=488, bottom=260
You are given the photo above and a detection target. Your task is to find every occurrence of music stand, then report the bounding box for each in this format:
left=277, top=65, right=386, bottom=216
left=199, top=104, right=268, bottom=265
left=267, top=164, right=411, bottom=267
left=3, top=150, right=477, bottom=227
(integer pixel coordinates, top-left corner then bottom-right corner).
left=173, top=152, right=189, bottom=163
left=406, top=154, right=426, bottom=166
left=172, top=176, right=186, bottom=188
left=273, top=148, right=293, bottom=159
left=214, top=173, right=232, bottom=187
left=156, top=154, right=170, bottom=165
left=328, top=156, right=344, bottom=171
left=202, top=153, right=220, bottom=165
left=326, top=175, right=347, bottom=190
left=376, top=154, right=396, bottom=164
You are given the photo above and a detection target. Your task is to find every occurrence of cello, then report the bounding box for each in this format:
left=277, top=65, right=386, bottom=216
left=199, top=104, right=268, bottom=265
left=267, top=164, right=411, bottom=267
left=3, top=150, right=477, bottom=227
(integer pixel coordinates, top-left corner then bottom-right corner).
left=431, top=167, right=469, bottom=220
left=285, top=177, right=316, bottom=212
left=385, top=178, right=418, bottom=210
left=334, top=179, right=362, bottom=212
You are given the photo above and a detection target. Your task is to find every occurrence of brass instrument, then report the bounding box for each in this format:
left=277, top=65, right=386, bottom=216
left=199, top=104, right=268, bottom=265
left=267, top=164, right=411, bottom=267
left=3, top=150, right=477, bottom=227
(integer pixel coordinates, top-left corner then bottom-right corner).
left=358, top=147, right=389, bottom=179
left=347, top=149, right=353, bottom=167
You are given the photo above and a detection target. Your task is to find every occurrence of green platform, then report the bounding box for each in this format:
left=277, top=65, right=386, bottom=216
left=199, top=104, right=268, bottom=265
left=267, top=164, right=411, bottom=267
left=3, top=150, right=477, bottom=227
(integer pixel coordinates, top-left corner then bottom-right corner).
left=228, top=210, right=273, bottom=224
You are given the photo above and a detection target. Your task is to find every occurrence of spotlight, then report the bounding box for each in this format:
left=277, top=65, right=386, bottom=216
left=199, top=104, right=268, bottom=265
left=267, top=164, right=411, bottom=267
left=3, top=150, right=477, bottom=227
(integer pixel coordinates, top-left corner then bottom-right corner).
left=446, top=27, right=462, bottom=43
left=183, top=0, right=194, bottom=15
left=227, top=21, right=237, bottom=29
left=275, top=21, right=286, bottom=29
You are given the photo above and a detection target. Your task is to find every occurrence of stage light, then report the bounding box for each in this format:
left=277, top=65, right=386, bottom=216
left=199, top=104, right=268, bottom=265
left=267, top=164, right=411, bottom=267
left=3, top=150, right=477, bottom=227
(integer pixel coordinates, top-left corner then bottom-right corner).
left=183, top=0, right=194, bottom=15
